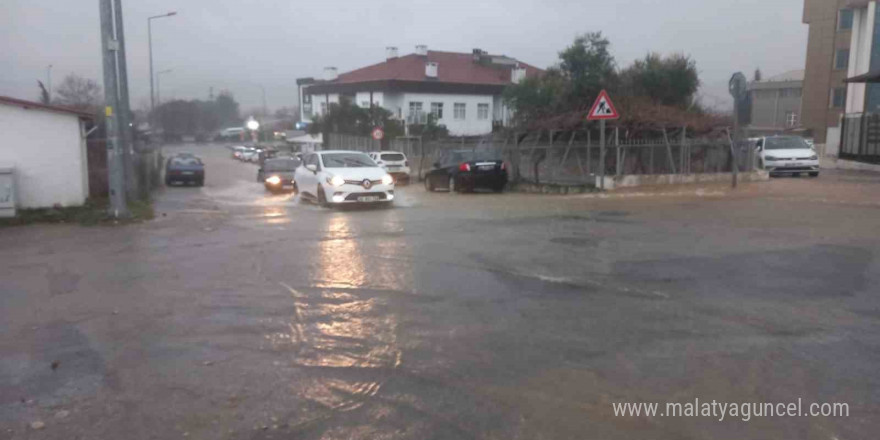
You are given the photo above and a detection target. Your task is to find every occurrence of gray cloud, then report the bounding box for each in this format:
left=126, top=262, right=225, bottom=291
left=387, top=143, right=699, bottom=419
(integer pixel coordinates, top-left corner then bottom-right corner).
left=1, top=0, right=806, bottom=112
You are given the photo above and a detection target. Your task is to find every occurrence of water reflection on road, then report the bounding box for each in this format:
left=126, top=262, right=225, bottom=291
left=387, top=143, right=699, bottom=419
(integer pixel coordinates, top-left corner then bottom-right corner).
left=270, top=214, right=407, bottom=435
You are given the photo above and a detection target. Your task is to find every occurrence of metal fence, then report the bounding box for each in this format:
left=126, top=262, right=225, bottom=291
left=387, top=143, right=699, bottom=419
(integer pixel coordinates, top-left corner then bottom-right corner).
left=326, top=129, right=753, bottom=185
left=841, top=113, right=880, bottom=164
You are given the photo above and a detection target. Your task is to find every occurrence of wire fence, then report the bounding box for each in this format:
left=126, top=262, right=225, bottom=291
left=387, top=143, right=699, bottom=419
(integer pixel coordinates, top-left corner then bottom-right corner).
left=327, top=129, right=755, bottom=185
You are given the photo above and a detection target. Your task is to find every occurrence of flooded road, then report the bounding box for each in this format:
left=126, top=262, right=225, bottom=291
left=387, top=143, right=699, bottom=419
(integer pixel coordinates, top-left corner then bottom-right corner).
left=2, top=143, right=880, bottom=439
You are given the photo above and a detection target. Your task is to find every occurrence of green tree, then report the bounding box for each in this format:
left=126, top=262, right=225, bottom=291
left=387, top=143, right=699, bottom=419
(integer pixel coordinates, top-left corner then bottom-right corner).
left=308, top=98, right=403, bottom=139
left=619, top=53, right=700, bottom=108
left=558, top=32, right=618, bottom=106
left=503, top=69, right=568, bottom=126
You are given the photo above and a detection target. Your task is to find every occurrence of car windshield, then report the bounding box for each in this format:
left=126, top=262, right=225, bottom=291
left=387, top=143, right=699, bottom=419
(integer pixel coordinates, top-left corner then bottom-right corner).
left=263, top=160, right=298, bottom=172
left=380, top=153, right=405, bottom=161
left=765, top=137, right=810, bottom=150
left=321, top=153, right=376, bottom=168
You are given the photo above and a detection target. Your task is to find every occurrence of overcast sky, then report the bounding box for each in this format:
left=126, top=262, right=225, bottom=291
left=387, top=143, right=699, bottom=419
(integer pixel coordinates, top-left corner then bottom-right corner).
left=1, top=0, right=806, bottom=113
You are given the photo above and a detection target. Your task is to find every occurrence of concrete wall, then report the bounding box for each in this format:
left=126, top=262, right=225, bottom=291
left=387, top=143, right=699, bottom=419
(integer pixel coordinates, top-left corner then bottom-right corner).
left=0, top=103, right=88, bottom=208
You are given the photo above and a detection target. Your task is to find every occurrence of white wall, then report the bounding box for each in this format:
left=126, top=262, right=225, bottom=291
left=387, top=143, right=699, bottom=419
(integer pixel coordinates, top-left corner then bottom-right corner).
left=847, top=3, right=875, bottom=114
left=355, top=91, right=384, bottom=108
left=0, top=103, right=88, bottom=208
left=305, top=93, right=340, bottom=118
left=401, top=93, right=494, bottom=136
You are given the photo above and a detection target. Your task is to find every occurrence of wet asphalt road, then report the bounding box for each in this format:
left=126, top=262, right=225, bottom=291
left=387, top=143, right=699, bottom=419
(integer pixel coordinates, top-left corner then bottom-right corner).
left=2, top=143, right=880, bottom=439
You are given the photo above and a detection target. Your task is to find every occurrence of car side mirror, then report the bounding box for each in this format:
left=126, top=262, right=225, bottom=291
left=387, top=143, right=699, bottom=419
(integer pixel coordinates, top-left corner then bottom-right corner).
left=305, top=164, right=317, bottom=172
left=433, top=162, right=441, bottom=168
left=258, top=168, right=263, bottom=173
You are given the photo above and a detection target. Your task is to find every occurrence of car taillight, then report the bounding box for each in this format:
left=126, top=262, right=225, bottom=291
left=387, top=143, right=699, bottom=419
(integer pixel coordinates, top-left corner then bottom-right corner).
left=459, top=163, right=471, bottom=172
left=405, top=160, right=409, bottom=167
left=501, top=162, right=507, bottom=171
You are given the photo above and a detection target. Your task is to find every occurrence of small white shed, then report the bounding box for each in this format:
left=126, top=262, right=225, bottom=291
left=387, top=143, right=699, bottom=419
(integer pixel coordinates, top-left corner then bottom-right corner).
left=0, top=96, right=92, bottom=209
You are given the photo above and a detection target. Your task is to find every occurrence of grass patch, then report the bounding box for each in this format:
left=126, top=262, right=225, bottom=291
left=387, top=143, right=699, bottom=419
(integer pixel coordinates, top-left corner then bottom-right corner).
left=0, top=197, right=154, bottom=228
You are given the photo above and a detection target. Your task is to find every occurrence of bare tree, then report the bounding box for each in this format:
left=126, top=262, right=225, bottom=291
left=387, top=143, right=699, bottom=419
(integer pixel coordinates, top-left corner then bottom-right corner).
left=37, top=81, right=50, bottom=104
left=55, top=74, right=102, bottom=112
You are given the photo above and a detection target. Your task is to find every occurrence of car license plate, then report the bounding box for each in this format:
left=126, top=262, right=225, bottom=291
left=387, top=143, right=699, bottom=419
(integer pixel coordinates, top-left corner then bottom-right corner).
left=282, top=184, right=293, bottom=189
left=479, top=165, right=494, bottom=171
left=358, top=196, right=380, bottom=202
left=182, top=171, right=194, bottom=175
left=387, top=166, right=399, bottom=170
left=786, top=162, right=802, bottom=167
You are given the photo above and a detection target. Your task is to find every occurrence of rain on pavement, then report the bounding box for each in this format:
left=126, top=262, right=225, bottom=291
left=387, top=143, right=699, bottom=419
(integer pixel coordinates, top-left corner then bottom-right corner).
left=2, top=143, right=880, bottom=439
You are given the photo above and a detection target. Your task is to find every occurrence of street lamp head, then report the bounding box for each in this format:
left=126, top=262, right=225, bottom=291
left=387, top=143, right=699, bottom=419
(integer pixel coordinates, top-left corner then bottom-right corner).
left=167, top=11, right=177, bottom=16
left=246, top=118, right=260, bottom=131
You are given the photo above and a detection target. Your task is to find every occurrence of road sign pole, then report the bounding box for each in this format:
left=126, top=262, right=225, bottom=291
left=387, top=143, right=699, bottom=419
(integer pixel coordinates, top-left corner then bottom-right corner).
left=599, top=119, right=606, bottom=190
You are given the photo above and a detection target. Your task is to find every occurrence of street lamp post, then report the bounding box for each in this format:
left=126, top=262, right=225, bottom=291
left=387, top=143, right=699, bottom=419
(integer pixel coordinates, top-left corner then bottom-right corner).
left=148, top=11, right=177, bottom=121
left=156, top=69, right=172, bottom=107
left=46, top=64, right=53, bottom=102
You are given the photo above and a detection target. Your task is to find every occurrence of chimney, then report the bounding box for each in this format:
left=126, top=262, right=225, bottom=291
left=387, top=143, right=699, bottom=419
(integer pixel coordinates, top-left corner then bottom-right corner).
left=472, top=48, right=483, bottom=61
left=323, top=66, right=338, bottom=81
left=425, top=62, right=438, bottom=78
left=386, top=46, right=398, bottom=60
left=511, top=65, right=527, bottom=84
left=415, top=45, right=428, bottom=56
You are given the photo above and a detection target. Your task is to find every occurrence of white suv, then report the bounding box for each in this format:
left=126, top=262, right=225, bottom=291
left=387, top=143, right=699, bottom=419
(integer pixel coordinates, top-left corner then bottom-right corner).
left=756, top=136, right=820, bottom=177
left=369, top=151, right=411, bottom=183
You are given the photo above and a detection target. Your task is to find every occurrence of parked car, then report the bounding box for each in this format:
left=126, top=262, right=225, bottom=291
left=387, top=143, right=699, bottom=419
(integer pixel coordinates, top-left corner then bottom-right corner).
left=755, top=136, right=820, bottom=177
left=258, top=157, right=301, bottom=193
left=424, top=149, right=507, bottom=193
left=294, top=150, right=394, bottom=206
left=165, top=154, right=205, bottom=186
left=368, top=151, right=411, bottom=183
left=240, top=148, right=260, bottom=163
left=231, top=146, right=248, bottom=160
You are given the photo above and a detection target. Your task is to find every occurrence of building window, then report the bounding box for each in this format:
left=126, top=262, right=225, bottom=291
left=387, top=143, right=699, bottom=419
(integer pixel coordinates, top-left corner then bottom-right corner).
left=477, top=103, right=489, bottom=120
left=831, top=87, right=846, bottom=108
left=320, top=102, right=327, bottom=114
left=779, top=88, right=802, bottom=98
left=408, top=102, right=425, bottom=124
left=839, top=9, right=854, bottom=31
left=361, top=101, right=370, bottom=108
left=454, top=103, right=466, bottom=120
left=785, top=111, right=799, bottom=127
left=754, top=89, right=775, bottom=100
left=835, top=49, right=850, bottom=70
left=431, top=102, right=443, bottom=119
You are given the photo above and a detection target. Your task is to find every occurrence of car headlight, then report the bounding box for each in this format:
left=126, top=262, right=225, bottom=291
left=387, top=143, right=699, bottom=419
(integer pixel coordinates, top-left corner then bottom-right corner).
left=381, top=174, right=394, bottom=185
left=765, top=156, right=778, bottom=161
left=265, top=175, right=282, bottom=185
left=327, top=175, right=345, bottom=187
left=810, top=155, right=818, bottom=160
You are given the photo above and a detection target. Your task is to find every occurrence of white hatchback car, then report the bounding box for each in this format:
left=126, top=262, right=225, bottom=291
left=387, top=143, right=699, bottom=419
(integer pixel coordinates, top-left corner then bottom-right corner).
left=756, top=136, right=820, bottom=177
left=369, top=151, right=411, bottom=183
left=294, top=150, right=395, bottom=205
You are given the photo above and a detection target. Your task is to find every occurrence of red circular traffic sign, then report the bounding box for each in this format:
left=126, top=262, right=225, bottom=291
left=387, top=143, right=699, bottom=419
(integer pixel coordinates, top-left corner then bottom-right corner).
left=371, top=127, right=385, bottom=141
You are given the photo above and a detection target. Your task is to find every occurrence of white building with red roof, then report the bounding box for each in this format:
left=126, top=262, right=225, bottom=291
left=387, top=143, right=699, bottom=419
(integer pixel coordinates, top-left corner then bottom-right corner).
left=298, top=46, right=543, bottom=136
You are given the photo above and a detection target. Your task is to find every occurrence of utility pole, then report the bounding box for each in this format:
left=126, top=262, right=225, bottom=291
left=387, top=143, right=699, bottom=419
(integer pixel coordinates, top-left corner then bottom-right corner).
left=99, top=0, right=128, bottom=216
left=113, top=0, right=137, bottom=199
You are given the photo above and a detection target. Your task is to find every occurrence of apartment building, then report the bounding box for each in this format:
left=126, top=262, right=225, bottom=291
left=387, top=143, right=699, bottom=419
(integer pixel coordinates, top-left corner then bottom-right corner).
left=802, top=0, right=855, bottom=145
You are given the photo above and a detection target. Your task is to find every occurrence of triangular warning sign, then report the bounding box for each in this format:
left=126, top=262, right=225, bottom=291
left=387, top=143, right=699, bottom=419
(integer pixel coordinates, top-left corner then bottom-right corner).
left=587, top=90, right=620, bottom=121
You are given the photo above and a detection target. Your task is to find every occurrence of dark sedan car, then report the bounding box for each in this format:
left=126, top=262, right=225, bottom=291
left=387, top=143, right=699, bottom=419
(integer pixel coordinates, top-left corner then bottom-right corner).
left=165, top=154, right=205, bottom=186
left=424, top=149, right=507, bottom=193
left=258, top=157, right=301, bottom=193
